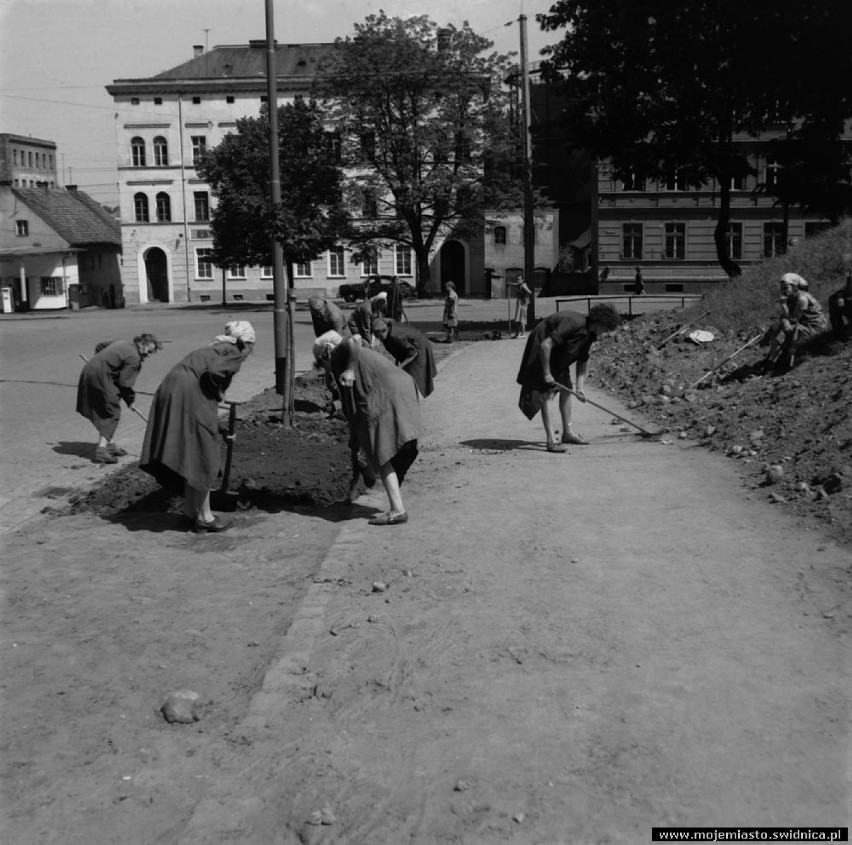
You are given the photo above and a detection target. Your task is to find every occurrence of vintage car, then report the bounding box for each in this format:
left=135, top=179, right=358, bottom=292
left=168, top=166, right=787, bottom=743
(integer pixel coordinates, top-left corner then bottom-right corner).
left=337, top=275, right=415, bottom=302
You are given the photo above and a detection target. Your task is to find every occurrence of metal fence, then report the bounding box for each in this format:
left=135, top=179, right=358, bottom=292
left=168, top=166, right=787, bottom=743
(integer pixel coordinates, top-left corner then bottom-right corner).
left=555, top=293, right=704, bottom=316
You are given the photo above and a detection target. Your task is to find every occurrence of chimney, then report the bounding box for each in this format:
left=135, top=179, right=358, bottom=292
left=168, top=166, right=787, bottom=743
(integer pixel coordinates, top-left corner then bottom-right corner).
left=194, top=44, right=204, bottom=57
left=66, top=185, right=78, bottom=192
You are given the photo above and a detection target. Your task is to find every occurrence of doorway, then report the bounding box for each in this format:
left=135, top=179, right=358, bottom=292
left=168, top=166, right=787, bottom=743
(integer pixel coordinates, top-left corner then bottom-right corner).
left=439, top=241, right=466, bottom=295
left=144, top=247, right=169, bottom=302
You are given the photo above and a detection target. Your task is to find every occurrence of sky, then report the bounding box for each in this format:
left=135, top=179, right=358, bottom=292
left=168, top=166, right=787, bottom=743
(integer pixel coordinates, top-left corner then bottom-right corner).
left=0, top=0, right=562, bottom=207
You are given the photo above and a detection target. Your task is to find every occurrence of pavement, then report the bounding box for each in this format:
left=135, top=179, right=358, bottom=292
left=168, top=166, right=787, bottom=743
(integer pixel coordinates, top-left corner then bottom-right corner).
left=3, top=305, right=849, bottom=841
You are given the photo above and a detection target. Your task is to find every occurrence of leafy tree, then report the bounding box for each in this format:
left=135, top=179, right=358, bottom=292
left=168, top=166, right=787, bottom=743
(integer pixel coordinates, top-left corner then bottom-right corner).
left=198, top=98, right=350, bottom=274
left=537, top=0, right=852, bottom=277
left=318, top=12, right=521, bottom=295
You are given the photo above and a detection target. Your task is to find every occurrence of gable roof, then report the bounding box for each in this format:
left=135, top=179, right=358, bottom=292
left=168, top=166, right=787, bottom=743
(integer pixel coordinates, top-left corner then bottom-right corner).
left=12, top=187, right=120, bottom=247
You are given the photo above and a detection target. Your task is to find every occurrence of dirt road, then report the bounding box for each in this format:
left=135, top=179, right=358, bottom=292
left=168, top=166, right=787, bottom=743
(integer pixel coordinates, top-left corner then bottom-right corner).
left=2, top=338, right=849, bottom=844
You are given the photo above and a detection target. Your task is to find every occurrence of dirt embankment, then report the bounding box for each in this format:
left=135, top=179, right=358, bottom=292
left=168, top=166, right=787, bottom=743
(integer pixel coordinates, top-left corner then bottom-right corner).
left=594, top=312, right=852, bottom=548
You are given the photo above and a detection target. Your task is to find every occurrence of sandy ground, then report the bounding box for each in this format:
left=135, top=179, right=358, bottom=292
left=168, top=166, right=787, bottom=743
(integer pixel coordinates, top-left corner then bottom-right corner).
left=1, top=336, right=850, bottom=844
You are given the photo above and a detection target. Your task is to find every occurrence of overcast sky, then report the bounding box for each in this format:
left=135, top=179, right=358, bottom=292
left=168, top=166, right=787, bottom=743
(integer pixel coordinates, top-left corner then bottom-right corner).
left=0, top=0, right=561, bottom=206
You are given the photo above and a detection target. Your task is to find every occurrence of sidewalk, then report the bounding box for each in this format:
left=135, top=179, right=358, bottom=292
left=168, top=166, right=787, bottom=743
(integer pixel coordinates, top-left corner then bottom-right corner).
left=173, top=337, right=849, bottom=843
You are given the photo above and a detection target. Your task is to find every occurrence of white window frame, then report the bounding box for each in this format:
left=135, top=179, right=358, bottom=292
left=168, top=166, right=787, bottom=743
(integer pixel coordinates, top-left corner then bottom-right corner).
left=40, top=276, right=63, bottom=296
left=328, top=246, right=345, bottom=277
left=196, top=248, right=214, bottom=279
left=763, top=222, right=785, bottom=258
left=360, top=251, right=379, bottom=276
left=260, top=266, right=273, bottom=278
left=394, top=245, right=413, bottom=276
left=134, top=192, right=150, bottom=223
left=131, top=137, right=146, bottom=167
left=294, top=260, right=313, bottom=278
left=227, top=265, right=246, bottom=279
left=622, top=222, right=643, bottom=260
left=153, top=136, right=169, bottom=166
left=726, top=222, right=743, bottom=260
left=494, top=226, right=507, bottom=245
left=15, top=220, right=28, bottom=236
left=155, top=192, right=171, bottom=223
left=193, top=191, right=210, bottom=222
left=191, top=136, right=207, bottom=166
left=664, top=222, right=686, bottom=259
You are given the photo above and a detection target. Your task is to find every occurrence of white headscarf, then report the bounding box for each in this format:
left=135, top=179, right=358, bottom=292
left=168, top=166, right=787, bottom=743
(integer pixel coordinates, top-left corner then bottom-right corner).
left=215, top=320, right=256, bottom=345
left=312, top=329, right=343, bottom=362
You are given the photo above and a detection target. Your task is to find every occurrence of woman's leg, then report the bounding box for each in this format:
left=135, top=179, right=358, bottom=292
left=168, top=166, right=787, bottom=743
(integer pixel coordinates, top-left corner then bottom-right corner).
left=195, top=489, right=214, bottom=523
left=379, top=461, right=405, bottom=516
left=540, top=395, right=564, bottom=451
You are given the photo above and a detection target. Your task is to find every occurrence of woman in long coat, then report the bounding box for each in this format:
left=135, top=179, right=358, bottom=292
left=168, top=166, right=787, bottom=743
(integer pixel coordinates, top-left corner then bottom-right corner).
left=76, top=334, right=161, bottom=463
left=313, top=330, right=423, bottom=525
left=140, top=321, right=255, bottom=532
left=371, top=317, right=437, bottom=397
left=442, top=281, right=458, bottom=342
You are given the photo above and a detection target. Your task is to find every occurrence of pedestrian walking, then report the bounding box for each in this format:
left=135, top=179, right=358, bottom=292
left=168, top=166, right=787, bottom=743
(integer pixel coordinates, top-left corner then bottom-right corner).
left=443, top=281, right=459, bottom=342
left=516, top=305, right=621, bottom=452
left=513, top=274, right=533, bottom=338
left=313, top=330, right=423, bottom=525
left=76, top=334, right=162, bottom=464
left=372, top=317, right=437, bottom=397
left=140, top=321, right=256, bottom=533
left=634, top=267, right=645, bottom=296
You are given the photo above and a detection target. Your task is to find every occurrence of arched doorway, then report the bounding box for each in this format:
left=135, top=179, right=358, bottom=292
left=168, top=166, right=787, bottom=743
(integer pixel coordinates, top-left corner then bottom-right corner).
left=439, top=240, right=466, bottom=295
left=144, top=247, right=169, bottom=303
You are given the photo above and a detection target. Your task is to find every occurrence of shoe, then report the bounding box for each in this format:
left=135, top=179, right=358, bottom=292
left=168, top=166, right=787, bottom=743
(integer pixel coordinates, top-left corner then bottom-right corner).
left=92, top=446, right=118, bottom=464
left=368, top=511, right=408, bottom=526
left=561, top=432, right=589, bottom=445
left=546, top=442, right=568, bottom=453
left=193, top=516, right=232, bottom=533
left=108, top=444, right=128, bottom=456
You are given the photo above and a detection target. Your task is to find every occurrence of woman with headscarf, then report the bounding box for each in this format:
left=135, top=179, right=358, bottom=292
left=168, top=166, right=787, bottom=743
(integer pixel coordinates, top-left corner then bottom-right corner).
left=140, top=321, right=256, bottom=532
left=347, top=292, right=387, bottom=346
left=313, top=330, right=423, bottom=525
left=76, top=333, right=162, bottom=464
left=371, top=317, right=437, bottom=398
left=443, top=281, right=458, bottom=342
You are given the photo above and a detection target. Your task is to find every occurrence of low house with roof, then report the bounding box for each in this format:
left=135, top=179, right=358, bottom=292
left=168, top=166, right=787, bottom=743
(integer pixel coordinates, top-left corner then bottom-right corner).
left=0, top=184, right=121, bottom=311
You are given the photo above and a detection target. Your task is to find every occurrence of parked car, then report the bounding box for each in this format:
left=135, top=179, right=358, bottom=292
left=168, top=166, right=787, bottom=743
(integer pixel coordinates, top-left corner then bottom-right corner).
left=338, top=275, right=415, bottom=302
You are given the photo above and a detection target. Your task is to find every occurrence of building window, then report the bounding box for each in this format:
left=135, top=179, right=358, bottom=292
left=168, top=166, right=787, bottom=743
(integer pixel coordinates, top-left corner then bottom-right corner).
left=395, top=245, right=413, bottom=276
left=622, top=168, right=646, bottom=191
left=726, top=222, right=743, bottom=260
left=764, top=159, right=781, bottom=190
left=360, top=131, right=376, bottom=160
left=763, top=222, right=785, bottom=258
left=294, top=260, right=312, bottom=277
left=494, top=225, right=507, bottom=245
left=191, top=228, right=211, bottom=240
left=227, top=265, right=246, bottom=279
left=328, top=246, right=345, bottom=277
left=325, top=131, right=342, bottom=162
left=622, top=223, right=643, bottom=260
left=153, top=97, right=162, bottom=105
left=134, top=192, right=150, bottom=223
left=153, top=136, right=169, bottom=166
left=35, top=153, right=40, bottom=167
left=40, top=276, right=63, bottom=296
left=12, top=150, right=18, bottom=165
left=226, top=95, right=235, bottom=104
left=191, top=136, right=207, bottom=166
left=16, top=220, right=29, bottom=236
left=664, top=222, right=686, bottom=259
left=193, top=191, right=210, bottom=222
left=155, top=192, right=171, bottom=222
left=196, top=248, right=214, bottom=279
left=362, top=190, right=378, bottom=218
left=28, top=152, right=33, bottom=167
left=663, top=169, right=685, bottom=191
left=730, top=174, right=745, bottom=191
left=131, top=97, right=140, bottom=105
left=131, top=137, right=146, bottom=167
left=361, top=250, right=379, bottom=276
left=260, top=266, right=273, bottom=278
left=192, top=96, right=201, bottom=105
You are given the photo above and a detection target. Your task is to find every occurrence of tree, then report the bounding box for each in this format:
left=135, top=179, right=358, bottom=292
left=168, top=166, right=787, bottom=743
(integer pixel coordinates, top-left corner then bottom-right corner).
left=537, top=0, right=852, bottom=277
left=198, top=98, right=350, bottom=274
left=318, top=12, right=521, bottom=295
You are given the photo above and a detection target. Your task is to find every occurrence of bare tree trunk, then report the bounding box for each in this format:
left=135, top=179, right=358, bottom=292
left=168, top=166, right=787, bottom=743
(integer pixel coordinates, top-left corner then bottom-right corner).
left=713, top=178, right=741, bottom=278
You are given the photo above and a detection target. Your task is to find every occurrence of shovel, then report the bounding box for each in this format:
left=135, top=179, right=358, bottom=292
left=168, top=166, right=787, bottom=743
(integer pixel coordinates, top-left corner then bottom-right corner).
left=210, top=400, right=242, bottom=511
left=552, top=381, right=663, bottom=440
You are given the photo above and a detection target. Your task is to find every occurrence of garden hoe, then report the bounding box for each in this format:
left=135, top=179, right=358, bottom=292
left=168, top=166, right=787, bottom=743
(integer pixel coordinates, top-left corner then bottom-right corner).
left=552, top=381, right=663, bottom=440
left=210, top=400, right=242, bottom=511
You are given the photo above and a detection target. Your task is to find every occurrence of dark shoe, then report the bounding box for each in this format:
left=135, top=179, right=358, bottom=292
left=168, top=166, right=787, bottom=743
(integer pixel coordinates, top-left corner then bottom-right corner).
left=368, top=511, right=408, bottom=526
left=194, top=516, right=232, bottom=533
left=92, top=446, right=118, bottom=464
left=561, top=432, right=589, bottom=445
left=108, top=444, right=128, bottom=457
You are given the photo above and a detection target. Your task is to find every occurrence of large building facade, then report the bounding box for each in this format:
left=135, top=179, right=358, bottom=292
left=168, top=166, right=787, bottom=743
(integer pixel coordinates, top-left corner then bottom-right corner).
left=106, top=41, right=485, bottom=304
left=0, top=134, right=58, bottom=189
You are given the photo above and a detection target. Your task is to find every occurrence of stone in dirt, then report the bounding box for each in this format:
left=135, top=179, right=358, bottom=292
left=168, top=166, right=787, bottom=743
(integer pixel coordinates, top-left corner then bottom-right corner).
left=160, top=689, right=200, bottom=724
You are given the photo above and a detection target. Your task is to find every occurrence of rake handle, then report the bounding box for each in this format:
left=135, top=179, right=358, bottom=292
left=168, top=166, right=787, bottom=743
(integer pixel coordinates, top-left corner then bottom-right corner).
left=551, top=381, right=653, bottom=436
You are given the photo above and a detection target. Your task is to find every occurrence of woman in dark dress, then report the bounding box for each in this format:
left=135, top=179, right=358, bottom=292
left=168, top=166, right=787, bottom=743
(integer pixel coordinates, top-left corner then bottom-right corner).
left=371, top=317, right=437, bottom=398
left=76, top=334, right=161, bottom=464
left=140, top=321, right=255, bottom=532
left=313, top=330, right=423, bottom=525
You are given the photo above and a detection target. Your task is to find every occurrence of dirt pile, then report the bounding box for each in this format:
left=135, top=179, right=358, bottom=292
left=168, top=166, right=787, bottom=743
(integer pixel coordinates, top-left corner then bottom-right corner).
left=593, top=312, right=852, bottom=547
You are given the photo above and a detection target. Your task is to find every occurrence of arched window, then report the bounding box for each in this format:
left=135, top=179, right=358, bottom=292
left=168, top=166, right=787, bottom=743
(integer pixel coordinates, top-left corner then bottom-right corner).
left=131, top=137, right=146, bottom=167
left=155, top=192, right=171, bottom=222
left=134, top=192, right=149, bottom=222
left=153, top=136, right=168, bottom=166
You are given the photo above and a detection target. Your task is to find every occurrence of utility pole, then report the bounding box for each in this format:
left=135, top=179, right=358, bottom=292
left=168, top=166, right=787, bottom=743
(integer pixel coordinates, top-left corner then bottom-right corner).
left=519, top=14, right=536, bottom=327
left=264, top=0, right=292, bottom=414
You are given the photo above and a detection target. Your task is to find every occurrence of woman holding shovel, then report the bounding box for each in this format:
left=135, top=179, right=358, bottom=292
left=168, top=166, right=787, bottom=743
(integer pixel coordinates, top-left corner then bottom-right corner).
left=140, top=321, right=255, bottom=533
left=76, top=334, right=162, bottom=464
left=516, top=305, right=620, bottom=453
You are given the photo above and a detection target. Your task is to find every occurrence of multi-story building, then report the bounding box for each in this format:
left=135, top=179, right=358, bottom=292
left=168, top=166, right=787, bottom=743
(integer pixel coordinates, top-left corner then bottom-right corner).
left=106, top=41, right=484, bottom=304
left=0, top=134, right=59, bottom=189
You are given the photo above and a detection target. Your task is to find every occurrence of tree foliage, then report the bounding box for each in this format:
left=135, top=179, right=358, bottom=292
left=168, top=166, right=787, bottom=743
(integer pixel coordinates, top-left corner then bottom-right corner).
left=318, top=12, right=521, bottom=294
left=198, top=99, right=350, bottom=272
left=537, top=0, right=852, bottom=277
